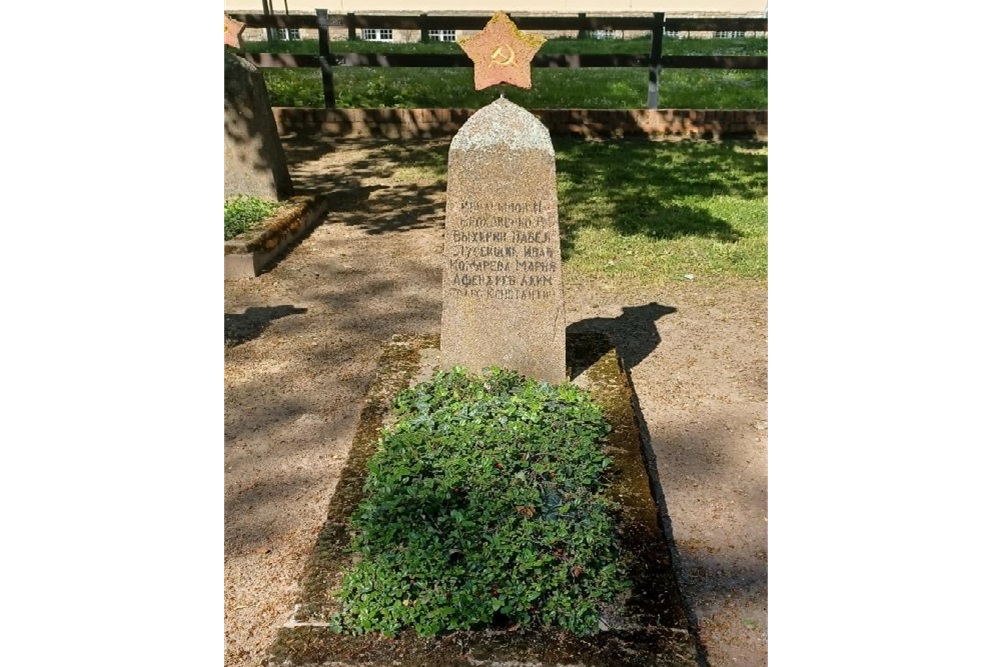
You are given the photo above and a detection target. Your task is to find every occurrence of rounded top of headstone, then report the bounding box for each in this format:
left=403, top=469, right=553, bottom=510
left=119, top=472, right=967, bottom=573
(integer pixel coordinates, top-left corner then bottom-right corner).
left=450, top=97, right=553, bottom=156
left=225, top=50, right=258, bottom=75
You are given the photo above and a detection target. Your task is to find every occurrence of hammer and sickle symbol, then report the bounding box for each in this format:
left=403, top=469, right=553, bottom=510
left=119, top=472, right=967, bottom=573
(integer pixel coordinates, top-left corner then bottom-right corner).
left=490, top=44, right=516, bottom=67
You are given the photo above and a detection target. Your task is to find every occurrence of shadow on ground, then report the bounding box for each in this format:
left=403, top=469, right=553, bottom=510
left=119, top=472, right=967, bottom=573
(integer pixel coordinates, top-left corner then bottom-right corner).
left=554, top=138, right=767, bottom=259
left=567, top=302, right=677, bottom=378
left=280, top=137, right=448, bottom=236
left=225, top=305, right=308, bottom=347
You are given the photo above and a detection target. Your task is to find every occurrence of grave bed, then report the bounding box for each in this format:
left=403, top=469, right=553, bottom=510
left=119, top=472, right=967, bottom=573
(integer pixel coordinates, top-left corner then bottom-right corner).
left=225, top=194, right=328, bottom=279
left=267, top=332, right=698, bottom=667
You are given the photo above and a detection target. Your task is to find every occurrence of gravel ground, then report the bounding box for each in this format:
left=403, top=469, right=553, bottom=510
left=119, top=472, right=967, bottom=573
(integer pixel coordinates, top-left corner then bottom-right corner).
left=224, top=136, right=767, bottom=666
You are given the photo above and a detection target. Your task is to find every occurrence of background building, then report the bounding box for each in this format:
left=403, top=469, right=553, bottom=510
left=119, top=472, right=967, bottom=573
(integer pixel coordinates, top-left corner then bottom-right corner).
left=224, top=2, right=768, bottom=43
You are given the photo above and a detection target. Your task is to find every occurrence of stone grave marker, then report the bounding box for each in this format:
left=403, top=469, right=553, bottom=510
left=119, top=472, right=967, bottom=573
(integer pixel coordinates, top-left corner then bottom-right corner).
left=440, top=13, right=565, bottom=384
left=224, top=14, right=293, bottom=200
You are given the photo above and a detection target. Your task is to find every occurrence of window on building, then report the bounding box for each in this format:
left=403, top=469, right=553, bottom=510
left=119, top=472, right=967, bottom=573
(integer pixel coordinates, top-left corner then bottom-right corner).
left=428, top=29, right=456, bottom=42
left=361, top=28, right=393, bottom=42
left=714, top=30, right=746, bottom=39
left=276, top=28, right=300, bottom=41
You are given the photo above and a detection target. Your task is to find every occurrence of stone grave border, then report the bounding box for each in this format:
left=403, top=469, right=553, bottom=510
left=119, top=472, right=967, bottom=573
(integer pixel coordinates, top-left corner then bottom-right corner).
left=225, top=193, right=329, bottom=280
left=266, top=332, right=699, bottom=667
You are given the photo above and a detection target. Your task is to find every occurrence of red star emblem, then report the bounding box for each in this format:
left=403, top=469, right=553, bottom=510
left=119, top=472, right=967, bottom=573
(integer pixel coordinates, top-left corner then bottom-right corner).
left=224, top=14, right=245, bottom=49
left=458, top=12, right=546, bottom=90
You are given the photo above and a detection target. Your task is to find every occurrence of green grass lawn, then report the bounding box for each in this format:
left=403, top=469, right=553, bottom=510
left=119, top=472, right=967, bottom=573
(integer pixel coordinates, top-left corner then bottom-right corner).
left=364, top=138, right=767, bottom=288
left=246, top=37, right=767, bottom=284
left=557, top=139, right=767, bottom=286
left=261, top=67, right=766, bottom=109
left=248, top=36, right=767, bottom=109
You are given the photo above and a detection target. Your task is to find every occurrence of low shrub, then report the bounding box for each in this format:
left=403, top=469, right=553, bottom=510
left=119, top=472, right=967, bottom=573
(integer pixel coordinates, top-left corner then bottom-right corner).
left=224, top=195, right=280, bottom=241
left=330, top=367, right=630, bottom=637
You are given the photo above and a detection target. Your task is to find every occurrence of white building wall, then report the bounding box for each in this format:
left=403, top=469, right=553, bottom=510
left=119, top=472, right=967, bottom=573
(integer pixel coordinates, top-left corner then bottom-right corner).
left=224, top=1, right=767, bottom=14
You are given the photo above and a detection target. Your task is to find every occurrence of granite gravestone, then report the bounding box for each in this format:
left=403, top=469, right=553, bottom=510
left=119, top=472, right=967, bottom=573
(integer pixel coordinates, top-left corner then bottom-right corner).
left=440, top=13, right=565, bottom=384
left=224, top=14, right=293, bottom=200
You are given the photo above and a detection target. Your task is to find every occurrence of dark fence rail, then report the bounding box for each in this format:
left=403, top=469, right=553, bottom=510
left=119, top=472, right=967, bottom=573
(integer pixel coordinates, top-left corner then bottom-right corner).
left=226, top=12, right=768, bottom=32
left=227, top=11, right=767, bottom=110
left=245, top=52, right=768, bottom=70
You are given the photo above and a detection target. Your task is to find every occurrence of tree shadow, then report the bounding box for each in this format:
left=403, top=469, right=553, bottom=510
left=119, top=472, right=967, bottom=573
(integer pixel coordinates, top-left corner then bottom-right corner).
left=367, top=140, right=450, bottom=177
left=277, top=134, right=765, bottom=251
left=280, top=135, right=449, bottom=182
left=279, top=135, right=449, bottom=236
left=554, top=137, right=767, bottom=260
left=567, top=302, right=677, bottom=379
left=336, top=183, right=446, bottom=235
left=225, top=305, right=308, bottom=347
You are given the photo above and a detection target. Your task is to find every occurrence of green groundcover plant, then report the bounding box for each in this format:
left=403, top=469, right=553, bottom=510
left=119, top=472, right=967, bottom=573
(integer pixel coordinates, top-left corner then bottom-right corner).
left=330, top=367, right=631, bottom=637
left=224, top=195, right=279, bottom=241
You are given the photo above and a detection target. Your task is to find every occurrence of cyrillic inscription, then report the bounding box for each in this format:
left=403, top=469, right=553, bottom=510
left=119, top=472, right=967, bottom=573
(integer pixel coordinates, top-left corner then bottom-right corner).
left=448, top=199, right=558, bottom=300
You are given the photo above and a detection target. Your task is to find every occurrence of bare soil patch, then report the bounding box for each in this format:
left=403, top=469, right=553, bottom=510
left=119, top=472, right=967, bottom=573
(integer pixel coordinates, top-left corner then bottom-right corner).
left=225, top=136, right=767, bottom=667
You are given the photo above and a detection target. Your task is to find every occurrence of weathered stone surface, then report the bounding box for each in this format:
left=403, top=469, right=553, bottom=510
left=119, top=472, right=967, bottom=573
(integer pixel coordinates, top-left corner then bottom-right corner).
left=440, top=97, right=565, bottom=384
left=224, top=194, right=329, bottom=279
left=224, top=51, right=293, bottom=200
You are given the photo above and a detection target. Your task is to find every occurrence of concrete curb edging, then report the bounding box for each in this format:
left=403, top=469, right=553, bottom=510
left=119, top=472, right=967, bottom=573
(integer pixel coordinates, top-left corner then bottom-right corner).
left=225, top=194, right=329, bottom=279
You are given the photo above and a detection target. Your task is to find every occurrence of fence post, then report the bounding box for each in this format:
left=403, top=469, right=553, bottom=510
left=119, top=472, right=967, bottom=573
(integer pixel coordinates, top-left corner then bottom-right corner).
left=419, top=13, right=429, bottom=43
left=262, top=0, right=277, bottom=42
left=316, top=9, right=336, bottom=109
left=577, top=12, right=587, bottom=39
left=346, top=12, right=357, bottom=41
left=646, top=12, right=664, bottom=109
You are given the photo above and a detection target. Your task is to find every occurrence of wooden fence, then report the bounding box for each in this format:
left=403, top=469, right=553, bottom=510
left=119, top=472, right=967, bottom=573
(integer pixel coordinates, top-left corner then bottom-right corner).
left=226, top=12, right=767, bottom=110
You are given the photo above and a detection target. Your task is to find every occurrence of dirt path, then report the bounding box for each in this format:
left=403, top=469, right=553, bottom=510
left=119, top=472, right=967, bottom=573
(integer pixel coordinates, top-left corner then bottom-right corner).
left=224, top=136, right=767, bottom=666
